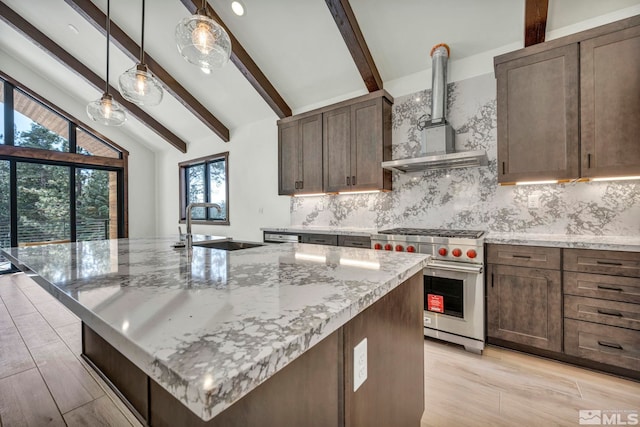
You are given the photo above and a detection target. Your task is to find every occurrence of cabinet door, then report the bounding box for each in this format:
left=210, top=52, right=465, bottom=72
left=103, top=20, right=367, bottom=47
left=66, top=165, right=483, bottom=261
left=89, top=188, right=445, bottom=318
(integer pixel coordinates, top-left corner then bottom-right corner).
left=278, top=120, right=300, bottom=195
left=351, top=98, right=382, bottom=190
left=323, top=106, right=352, bottom=193
left=581, top=25, right=640, bottom=178
left=487, top=264, right=562, bottom=351
left=496, top=44, right=579, bottom=183
left=299, top=114, right=323, bottom=194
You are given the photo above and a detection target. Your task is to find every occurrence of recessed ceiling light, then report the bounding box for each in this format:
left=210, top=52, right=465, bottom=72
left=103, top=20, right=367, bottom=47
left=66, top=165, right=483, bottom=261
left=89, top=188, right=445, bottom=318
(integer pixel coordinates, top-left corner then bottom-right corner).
left=231, top=1, right=245, bottom=16
left=67, top=24, right=79, bottom=34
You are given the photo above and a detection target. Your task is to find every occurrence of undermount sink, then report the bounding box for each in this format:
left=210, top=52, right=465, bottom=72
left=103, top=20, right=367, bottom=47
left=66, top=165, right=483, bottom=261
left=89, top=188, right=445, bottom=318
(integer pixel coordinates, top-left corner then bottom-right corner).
left=192, top=240, right=264, bottom=251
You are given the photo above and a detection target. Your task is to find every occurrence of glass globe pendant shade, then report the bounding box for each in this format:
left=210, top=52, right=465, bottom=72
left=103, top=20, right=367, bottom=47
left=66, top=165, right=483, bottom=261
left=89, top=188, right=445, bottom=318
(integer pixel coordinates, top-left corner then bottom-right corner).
left=175, top=12, right=231, bottom=70
left=86, top=93, right=126, bottom=127
left=119, top=64, right=163, bottom=106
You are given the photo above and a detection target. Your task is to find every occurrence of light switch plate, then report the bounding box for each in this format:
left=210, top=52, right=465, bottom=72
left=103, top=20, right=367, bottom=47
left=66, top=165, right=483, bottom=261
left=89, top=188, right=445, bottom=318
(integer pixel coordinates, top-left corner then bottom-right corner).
left=353, top=338, right=367, bottom=392
left=527, top=194, right=540, bottom=209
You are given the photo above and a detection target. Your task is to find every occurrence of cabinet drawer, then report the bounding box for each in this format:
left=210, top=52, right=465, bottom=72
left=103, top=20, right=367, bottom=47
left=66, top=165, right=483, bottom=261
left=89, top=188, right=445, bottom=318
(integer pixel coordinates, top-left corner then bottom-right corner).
left=337, top=235, right=371, bottom=248
left=564, top=271, right=640, bottom=303
left=564, top=295, right=640, bottom=331
left=487, top=244, right=560, bottom=269
left=564, top=319, right=640, bottom=372
left=564, top=249, right=640, bottom=277
left=301, top=234, right=338, bottom=246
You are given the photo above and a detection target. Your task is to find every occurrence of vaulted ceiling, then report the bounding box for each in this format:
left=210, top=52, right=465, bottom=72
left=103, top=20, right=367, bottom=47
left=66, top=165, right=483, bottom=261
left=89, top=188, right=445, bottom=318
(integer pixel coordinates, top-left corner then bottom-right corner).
left=1, top=0, right=639, bottom=153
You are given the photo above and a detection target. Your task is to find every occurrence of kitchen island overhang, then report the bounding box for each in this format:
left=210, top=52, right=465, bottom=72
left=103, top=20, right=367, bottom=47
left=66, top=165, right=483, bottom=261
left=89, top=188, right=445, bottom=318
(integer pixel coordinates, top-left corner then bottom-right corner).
left=2, top=237, right=428, bottom=425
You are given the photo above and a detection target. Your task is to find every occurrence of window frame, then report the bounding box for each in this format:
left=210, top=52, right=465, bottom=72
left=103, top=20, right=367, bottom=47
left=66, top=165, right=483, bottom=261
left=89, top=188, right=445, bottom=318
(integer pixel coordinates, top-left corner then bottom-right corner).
left=179, top=152, right=230, bottom=226
left=0, top=72, right=129, bottom=246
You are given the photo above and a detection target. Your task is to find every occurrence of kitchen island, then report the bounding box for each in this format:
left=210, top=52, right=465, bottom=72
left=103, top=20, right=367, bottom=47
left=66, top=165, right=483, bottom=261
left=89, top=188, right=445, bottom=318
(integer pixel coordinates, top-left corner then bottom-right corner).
left=1, top=237, right=428, bottom=426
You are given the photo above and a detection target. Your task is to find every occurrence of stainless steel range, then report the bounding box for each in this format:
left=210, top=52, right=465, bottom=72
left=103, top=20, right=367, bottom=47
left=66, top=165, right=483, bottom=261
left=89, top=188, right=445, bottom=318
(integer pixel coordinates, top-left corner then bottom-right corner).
left=371, top=228, right=485, bottom=354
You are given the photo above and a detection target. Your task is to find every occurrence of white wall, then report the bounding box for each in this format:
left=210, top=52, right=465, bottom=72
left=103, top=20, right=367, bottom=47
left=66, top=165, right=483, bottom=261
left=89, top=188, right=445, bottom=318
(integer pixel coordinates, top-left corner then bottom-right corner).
left=155, top=117, right=291, bottom=242
left=0, top=49, right=157, bottom=238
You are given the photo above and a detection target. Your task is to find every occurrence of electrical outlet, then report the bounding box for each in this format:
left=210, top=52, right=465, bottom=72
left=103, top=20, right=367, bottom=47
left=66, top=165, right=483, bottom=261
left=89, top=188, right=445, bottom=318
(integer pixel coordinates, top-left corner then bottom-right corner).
left=258, top=207, right=264, bottom=214
left=353, top=338, right=367, bottom=392
left=527, top=194, right=540, bottom=209
left=317, top=199, right=324, bottom=211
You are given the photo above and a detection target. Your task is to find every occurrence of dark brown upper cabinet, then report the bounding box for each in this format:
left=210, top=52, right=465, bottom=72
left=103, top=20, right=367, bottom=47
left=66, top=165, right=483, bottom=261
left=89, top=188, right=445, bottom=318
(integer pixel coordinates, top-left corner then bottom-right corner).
left=496, top=45, right=579, bottom=183
left=494, top=15, right=640, bottom=183
left=278, top=114, right=323, bottom=195
left=323, top=94, right=392, bottom=193
left=277, top=90, right=393, bottom=196
left=580, top=24, right=640, bottom=178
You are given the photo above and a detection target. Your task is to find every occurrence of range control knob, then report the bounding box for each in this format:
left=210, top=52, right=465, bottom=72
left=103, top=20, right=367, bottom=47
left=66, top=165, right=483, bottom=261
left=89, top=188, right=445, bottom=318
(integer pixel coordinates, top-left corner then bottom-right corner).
left=452, top=248, right=462, bottom=257
left=384, top=244, right=392, bottom=251
left=438, top=248, right=448, bottom=256
left=406, top=246, right=416, bottom=253
left=467, top=249, right=477, bottom=259
left=395, top=245, right=404, bottom=252
left=374, top=243, right=382, bottom=250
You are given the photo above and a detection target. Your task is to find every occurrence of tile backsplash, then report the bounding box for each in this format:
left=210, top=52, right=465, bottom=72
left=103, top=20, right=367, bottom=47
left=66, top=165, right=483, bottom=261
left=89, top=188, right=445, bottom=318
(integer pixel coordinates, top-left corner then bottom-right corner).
left=291, top=73, right=640, bottom=236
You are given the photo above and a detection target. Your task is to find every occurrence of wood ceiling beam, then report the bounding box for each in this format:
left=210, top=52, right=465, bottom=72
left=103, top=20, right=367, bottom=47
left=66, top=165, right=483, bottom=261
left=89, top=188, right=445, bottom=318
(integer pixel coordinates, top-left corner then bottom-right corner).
left=325, top=0, right=383, bottom=92
left=179, top=0, right=292, bottom=119
left=524, top=0, right=549, bottom=47
left=63, top=0, right=230, bottom=142
left=0, top=1, right=188, bottom=153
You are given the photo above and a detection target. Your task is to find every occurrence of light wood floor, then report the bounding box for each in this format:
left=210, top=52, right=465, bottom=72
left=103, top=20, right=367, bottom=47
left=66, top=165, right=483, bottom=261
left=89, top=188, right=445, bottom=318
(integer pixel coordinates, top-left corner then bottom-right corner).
left=0, top=272, right=638, bottom=426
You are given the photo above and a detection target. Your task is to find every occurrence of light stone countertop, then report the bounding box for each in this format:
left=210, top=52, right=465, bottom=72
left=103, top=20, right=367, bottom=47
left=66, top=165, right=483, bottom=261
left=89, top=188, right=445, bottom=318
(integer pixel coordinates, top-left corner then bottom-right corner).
left=261, top=226, right=377, bottom=237
left=485, top=232, right=640, bottom=252
left=1, top=236, right=427, bottom=421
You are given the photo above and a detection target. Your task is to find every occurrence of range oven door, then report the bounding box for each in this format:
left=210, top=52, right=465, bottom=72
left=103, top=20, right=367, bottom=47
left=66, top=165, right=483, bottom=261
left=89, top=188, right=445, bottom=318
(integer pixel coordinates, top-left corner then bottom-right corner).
left=423, top=261, right=484, bottom=342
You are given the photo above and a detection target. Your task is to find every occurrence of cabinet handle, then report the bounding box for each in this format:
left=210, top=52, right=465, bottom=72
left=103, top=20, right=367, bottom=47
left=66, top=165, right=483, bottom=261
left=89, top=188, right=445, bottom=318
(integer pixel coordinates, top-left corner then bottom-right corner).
left=352, top=175, right=356, bottom=185
left=596, top=260, right=623, bottom=266
left=512, top=254, right=531, bottom=259
left=502, top=162, right=505, bottom=174
left=350, top=242, right=366, bottom=247
left=491, top=273, right=494, bottom=288
left=587, top=153, right=591, bottom=168
left=294, top=181, right=299, bottom=189
left=597, top=341, right=623, bottom=350
left=300, top=180, right=303, bottom=189
left=597, top=284, right=624, bottom=292
left=346, top=176, right=350, bottom=186
left=597, top=309, right=623, bottom=317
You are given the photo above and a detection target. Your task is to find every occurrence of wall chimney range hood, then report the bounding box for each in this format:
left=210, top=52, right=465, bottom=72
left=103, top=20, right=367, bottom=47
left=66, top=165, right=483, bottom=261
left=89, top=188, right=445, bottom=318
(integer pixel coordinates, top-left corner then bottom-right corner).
left=383, top=43, right=487, bottom=173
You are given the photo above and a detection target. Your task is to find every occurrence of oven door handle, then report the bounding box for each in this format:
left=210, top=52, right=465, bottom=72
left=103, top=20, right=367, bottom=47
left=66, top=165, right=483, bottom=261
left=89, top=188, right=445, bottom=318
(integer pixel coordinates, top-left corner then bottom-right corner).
left=426, top=261, right=483, bottom=274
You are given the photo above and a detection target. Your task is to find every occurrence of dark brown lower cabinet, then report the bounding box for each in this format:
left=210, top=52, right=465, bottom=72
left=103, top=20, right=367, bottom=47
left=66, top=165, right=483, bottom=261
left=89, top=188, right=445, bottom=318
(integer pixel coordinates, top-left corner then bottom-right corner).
left=82, top=272, right=424, bottom=427
left=487, top=244, right=640, bottom=380
left=487, top=263, right=562, bottom=352
left=564, top=319, right=640, bottom=372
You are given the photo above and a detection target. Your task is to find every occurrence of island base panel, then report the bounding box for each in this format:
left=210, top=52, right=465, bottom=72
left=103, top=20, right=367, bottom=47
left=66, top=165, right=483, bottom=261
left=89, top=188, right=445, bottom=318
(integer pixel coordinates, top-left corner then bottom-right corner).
left=150, top=330, right=342, bottom=427
left=82, top=323, right=149, bottom=423
left=81, top=271, right=424, bottom=426
left=344, top=271, right=424, bottom=427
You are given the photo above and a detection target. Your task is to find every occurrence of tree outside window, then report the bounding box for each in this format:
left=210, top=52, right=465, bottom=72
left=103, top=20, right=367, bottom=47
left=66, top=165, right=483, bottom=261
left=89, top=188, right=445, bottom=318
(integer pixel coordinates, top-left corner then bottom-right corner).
left=180, top=152, right=229, bottom=225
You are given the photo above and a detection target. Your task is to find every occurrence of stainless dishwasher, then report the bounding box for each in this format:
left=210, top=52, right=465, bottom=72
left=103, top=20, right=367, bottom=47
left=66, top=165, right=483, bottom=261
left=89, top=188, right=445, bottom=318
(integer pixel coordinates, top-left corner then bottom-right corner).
left=263, top=232, right=301, bottom=243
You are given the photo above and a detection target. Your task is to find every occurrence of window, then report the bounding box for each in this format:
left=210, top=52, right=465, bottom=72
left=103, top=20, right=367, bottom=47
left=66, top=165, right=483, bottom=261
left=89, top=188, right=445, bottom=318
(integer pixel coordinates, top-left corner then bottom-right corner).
left=0, top=75, right=127, bottom=258
left=179, top=152, right=229, bottom=225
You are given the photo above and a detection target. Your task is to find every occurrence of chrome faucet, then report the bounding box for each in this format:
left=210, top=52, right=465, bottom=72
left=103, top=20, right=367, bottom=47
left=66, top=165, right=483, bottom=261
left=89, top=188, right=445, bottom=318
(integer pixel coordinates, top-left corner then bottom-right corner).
left=185, top=202, right=222, bottom=249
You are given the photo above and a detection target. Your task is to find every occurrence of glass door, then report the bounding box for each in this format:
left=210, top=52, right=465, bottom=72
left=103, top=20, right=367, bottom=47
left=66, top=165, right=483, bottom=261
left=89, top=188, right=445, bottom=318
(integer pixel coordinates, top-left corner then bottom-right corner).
left=16, top=162, right=70, bottom=246
left=76, top=168, right=119, bottom=241
left=0, top=160, right=11, bottom=272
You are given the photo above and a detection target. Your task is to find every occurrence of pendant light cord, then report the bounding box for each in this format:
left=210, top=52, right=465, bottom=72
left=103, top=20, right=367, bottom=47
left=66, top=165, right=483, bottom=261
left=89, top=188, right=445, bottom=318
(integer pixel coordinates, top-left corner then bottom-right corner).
left=105, top=0, right=111, bottom=94
left=140, top=0, right=145, bottom=64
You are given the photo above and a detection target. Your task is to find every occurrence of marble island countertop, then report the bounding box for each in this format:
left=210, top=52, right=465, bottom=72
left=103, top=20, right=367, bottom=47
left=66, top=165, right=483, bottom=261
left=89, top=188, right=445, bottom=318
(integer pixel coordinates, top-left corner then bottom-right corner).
left=1, top=237, right=428, bottom=421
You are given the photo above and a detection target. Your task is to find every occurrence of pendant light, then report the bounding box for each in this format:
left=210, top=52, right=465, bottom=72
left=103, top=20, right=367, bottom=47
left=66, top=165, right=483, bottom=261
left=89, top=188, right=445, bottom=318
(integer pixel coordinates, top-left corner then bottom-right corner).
left=118, top=0, right=163, bottom=106
left=87, top=0, right=126, bottom=126
left=175, top=0, right=231, bottom=71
